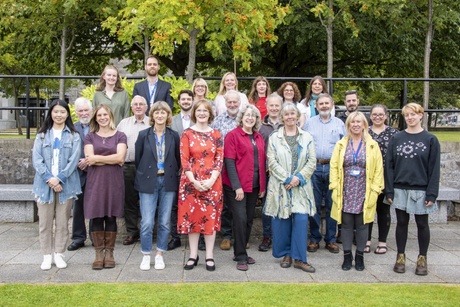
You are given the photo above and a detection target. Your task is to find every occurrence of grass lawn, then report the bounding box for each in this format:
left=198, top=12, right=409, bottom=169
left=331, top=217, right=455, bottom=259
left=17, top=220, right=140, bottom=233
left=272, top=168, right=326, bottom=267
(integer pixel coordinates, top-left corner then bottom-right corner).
left=431, top=131, right=460, bottom=142
left=0, top=283, right=459, bottom=306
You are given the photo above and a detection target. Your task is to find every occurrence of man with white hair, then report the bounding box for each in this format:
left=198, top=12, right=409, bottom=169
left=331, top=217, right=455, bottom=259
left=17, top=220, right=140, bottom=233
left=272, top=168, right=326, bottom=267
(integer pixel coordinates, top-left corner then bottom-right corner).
left=67, top=97, right=92, bottom=251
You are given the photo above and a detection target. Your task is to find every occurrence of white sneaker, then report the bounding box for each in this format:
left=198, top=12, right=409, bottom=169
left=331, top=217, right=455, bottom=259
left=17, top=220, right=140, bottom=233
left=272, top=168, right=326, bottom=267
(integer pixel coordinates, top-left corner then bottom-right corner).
left=41, top=254, right=52, bottom=270
left=54, top=252, right=67, bottom=269
left=140, top=255, right=151, bottom=271
left=154, top=254, right=165, bottom=270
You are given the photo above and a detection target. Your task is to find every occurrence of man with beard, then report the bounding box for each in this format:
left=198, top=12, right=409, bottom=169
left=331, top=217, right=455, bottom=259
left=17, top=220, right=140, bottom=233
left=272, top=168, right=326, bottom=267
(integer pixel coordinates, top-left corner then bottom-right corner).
left=67, top=97, right=93, bottom=251
left=117, top=96, right=150, bottom=245
left=168, top=89, right=194, bottom=250
left=210, top=90, right=241, bottom=250
left=338, top=90, right=369, bottom=124
left=133, top=55, right=174, bottom=114
left=304, top=93, right=345, bottom=253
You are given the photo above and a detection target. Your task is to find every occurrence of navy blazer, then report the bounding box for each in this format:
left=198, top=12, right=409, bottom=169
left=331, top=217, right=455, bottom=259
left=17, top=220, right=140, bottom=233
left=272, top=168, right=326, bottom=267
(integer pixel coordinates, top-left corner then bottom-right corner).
left=133, top=79, right=174, bottom=115
left=134, top=127, right=181, bottom=193
left=74, top=121, right=88, bottom=187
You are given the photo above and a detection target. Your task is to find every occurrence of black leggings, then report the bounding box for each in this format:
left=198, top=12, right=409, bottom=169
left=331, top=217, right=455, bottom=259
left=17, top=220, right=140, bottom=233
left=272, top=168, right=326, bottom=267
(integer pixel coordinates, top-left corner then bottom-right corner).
left=342, top=212, right=368, bottom=252
left=91, top=216, right=117, bottom=232
left=368, top=194, right=391, bottom=242
left=395, top=209, right=430, bottom=256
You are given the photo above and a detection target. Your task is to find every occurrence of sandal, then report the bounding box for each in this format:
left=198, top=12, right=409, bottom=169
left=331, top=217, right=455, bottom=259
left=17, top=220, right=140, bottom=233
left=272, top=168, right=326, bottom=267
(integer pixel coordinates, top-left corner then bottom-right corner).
left=363, top=245, right=371, bottom=253
left=374, top=246, right=388, bottom=254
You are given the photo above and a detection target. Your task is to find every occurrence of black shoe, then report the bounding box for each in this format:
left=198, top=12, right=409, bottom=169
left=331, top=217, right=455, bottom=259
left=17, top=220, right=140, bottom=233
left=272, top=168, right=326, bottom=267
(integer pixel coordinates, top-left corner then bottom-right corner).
left=167, top=239, right=181, bottom=251
left=184, top=256, right=199, bottom=270
left=198, top=236, right=206, bottom=251
left=205, top=258, right=215, bottom=271
left=123, top=235, right=140, bottom=245
left=342, top=251, right=353, bottom=271
left=258, top=237, right=272, bottom=252
left=67, top=241, right=85, bottom=251
left=355, top=251, right=365, bottom=271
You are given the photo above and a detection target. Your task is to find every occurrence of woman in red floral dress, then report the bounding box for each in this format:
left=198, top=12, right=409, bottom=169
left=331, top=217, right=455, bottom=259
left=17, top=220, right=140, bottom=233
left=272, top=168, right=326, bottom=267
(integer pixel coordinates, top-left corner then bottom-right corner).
left=178, top=100, right=223, bottom=271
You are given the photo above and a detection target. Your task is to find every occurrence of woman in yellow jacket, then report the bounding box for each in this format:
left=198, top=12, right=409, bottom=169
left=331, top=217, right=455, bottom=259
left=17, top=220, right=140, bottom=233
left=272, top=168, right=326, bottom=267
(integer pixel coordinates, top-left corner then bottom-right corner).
left=329, top=111, right=384, bottom=271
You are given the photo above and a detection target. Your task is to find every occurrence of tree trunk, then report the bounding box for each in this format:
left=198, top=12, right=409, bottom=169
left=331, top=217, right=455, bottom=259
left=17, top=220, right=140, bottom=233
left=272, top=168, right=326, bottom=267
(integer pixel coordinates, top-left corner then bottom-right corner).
left=422, top=0, right=433, bottom=129
left=185, top=29, right=199, bottom=83
left=326, top=0, right=334, bottom=82
left=59, top=25, right=67, bottom=100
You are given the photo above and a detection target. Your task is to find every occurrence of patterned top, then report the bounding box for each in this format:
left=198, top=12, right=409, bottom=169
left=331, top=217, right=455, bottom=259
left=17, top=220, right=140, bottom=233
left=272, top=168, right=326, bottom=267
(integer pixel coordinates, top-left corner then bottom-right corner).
left=210, top=111, right=237, bottom=139
left=343, top=141, right=367, bottom=214
left=368, top=125, right=398, bottom=167
left=284, top=135, right=298, bottom=175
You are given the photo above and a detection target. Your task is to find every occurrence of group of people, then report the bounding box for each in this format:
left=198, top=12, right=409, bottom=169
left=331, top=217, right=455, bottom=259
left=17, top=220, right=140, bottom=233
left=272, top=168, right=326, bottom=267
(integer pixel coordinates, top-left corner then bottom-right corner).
left=32, top=59, right=440, bottom=276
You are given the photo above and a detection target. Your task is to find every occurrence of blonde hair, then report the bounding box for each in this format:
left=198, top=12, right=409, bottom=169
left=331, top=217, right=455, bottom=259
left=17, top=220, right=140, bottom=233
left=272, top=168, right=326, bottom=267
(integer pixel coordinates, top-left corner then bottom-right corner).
left=402, top=102, right=424, bottom=116
left=149, top=101, right=172, bottom=127
left=345, top=111, right=369, bottom=138
left=218, top=72, right=238, bottom=96
left=90, top=104, right=116, bottom=132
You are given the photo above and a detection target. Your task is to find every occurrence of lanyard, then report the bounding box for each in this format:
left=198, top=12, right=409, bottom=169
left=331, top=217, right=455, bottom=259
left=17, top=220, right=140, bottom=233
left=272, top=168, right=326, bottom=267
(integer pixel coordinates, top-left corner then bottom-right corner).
left=148, top=82, right=158, bottom=104
left=154, top=131, right=165, bottom=160
left=351, top=140, right=363, bottom=165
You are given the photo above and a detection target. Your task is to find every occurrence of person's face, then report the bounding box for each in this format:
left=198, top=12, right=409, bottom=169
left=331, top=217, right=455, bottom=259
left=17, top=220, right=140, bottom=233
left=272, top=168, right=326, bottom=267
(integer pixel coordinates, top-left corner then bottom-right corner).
left=266, top=98, right=281, bottom=120
left=178, top=93, right=193, bottom=112
left=51, top=105, right=68, bottom=126
left=316, top=97, right=333, bottom=117
left=225, top=93, right=241, bottom=117
left=153, top=109, right=168, bottom=126
left=345, top=94, right=359, bottom=112
left=282, top=109, right=299, bottom=128
left=256, top=81, right=267, bottom=96
left=131, top=98, right=147, bottom=117
left=370, top=107, right=387, bottom=127
left=103, top=68, right=118, bottom=87
left=283, top=85, right=295, bottom=101
left=194, top=83, right=207, bottom=97
left=242, top=109, right=257, bottom=131
left=145, top=57, right=160, bottom=77
left=224, top=75, right=236, bottom=90
left=96, top=108, right=110, bottom=128
left=349, top=116, right=364, bottom=136
left=311, top=79, right=323, bottom=95
left=404, top=110, right=423, bottom=128
left=75, top=103, right=92, bottom=125
left=194, top=104, right=210, bottom=124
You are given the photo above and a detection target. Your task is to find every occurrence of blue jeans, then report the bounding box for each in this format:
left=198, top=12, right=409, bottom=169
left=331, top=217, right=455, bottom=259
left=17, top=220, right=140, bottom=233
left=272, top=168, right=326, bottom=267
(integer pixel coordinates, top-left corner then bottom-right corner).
left=309, top=163, right=337, bottom=243
left=139, top=177, right=174, bottom=254
left=272, top=213, right=309, bottom=263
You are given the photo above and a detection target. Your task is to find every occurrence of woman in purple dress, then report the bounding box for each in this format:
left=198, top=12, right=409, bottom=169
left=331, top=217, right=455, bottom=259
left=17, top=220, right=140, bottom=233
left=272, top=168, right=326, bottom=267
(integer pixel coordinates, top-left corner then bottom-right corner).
left=84, top=104, right=127, bottom=270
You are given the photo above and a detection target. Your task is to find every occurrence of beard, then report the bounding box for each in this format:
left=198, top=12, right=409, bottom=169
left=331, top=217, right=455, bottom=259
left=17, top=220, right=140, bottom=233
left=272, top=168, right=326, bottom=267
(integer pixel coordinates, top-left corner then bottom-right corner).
left=80, top=118, right=91, bottom=125
left=319, top=110, right=331, bottom=117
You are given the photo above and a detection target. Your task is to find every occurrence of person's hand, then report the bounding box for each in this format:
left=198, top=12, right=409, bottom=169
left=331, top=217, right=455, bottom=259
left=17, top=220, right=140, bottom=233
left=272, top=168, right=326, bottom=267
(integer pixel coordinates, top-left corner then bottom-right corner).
left=426, top=200, right=434, bottom=207
left=258, top=191, right=265, bottom=198
left=388, top=198, right=393, bottom=204
left=78, top=158, right=88, bottom=170
left=235, top=188, right=244, bottom=201
left=192, top=180, right=205, bottom=192
left=285, top=176, right=300, bottom=190
left=85, top=155, right=97, bottom=166
left=47, top=177, right=60, bottom=189
left=53, top=184, right=63, bottom=193
left=200, top=178, right=215, bottom=190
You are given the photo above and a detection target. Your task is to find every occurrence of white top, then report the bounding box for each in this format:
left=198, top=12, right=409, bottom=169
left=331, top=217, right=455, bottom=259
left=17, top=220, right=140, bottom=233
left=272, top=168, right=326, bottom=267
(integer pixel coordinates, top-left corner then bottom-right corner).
left=214, top=92, right=249, bottom=116
left=52, top=128, right=62, bottom=177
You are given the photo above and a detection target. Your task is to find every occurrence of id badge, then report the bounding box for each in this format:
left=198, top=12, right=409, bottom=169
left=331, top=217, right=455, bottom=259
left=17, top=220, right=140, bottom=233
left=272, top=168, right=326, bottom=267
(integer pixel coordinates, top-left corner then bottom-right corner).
left=157, top=162, right=165, bottom=169
left=350, top=168, right=360, bottom=177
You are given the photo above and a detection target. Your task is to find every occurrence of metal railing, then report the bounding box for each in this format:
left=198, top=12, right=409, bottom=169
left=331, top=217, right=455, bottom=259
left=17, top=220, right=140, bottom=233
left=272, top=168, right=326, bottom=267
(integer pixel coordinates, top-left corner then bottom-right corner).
left=1, top=75, right=459, bottom=138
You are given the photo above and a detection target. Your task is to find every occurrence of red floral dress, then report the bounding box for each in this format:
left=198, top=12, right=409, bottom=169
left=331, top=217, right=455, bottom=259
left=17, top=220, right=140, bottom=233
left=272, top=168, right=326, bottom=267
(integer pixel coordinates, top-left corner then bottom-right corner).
left=177, top=128, right=224, bottom=234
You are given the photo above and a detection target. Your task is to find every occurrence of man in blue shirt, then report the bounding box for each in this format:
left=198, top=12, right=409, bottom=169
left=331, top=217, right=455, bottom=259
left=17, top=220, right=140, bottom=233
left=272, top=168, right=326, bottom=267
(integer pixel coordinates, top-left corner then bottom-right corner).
left=304, top=93, right=345, bottom=253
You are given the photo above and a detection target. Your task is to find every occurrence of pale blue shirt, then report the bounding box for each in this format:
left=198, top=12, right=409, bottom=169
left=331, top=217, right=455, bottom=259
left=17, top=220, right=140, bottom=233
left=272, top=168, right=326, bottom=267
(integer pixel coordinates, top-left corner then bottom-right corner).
left=304, top=115, right=346, bottom=160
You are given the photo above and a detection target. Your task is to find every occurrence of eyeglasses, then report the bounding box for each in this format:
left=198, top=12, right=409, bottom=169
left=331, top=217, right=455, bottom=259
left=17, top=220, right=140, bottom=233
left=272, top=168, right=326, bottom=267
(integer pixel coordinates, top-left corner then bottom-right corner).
left=371, top=114, right=385, bottom=118
left=244, top=113, right=257, bottom=118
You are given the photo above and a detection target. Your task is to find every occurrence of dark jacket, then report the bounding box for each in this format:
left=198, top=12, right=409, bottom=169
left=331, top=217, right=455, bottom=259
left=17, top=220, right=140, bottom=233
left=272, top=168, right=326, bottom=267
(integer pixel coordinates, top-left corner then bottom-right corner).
left=134, top=127, right=181, bottom=193
left=133, top=79, right=173, bottom=114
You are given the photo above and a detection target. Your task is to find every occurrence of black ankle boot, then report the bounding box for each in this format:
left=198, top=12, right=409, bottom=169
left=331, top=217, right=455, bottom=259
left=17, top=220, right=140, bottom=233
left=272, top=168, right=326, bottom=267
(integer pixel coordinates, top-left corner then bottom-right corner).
left=342, top=250, right=353, bottom=271
left=355, top=251, right=365, bottom=271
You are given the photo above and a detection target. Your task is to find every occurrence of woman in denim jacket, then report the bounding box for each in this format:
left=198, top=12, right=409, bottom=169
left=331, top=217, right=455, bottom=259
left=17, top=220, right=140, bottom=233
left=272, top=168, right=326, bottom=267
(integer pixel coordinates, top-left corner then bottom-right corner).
left=32, top=100, right=82, bottom=270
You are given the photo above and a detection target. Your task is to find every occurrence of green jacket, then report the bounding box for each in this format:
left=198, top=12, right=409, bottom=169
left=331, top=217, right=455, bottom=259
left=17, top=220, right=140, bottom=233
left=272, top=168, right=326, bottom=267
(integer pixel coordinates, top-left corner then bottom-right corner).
left=329, top=135, right=384, bottom=224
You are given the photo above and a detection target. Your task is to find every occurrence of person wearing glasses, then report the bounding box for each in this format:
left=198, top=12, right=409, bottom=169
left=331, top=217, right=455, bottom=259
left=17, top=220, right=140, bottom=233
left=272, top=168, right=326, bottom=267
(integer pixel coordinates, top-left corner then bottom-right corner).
left=222, top=104, right=266, bottom=271
left=192, top=78, right=216, bottom=116
left=385, top=103, right=440, bottom=276
left=365, top=104, right=398, bottom=254
left=277, top=82, right=307, bottom=127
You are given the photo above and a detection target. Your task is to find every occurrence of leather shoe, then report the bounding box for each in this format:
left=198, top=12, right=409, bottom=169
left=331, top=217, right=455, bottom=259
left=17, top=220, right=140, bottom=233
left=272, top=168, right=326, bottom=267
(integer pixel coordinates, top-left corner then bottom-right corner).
left=67, top=241, right=85, bottom=251
left=123, top=235, right=139, bottom=245
left=325, top=242, right=340, bottom=253
left=167, top=238, right=181, bottom=251
left=307, top=242, right=319, bottom=252
left=280, top=256, right=292, bottom=268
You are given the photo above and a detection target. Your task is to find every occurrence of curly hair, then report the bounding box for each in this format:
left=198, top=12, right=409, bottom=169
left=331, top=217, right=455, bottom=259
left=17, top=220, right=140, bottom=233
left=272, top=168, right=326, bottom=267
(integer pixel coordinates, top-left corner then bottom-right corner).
left=277, top=82, right=301, bottom=102
left=236, top=104, right=262, bottom=132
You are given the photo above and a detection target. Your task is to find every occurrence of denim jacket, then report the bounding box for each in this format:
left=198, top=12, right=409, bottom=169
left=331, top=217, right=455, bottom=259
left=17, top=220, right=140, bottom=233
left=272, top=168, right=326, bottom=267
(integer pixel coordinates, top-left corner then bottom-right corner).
left=32, top=126, right=82, bottom=203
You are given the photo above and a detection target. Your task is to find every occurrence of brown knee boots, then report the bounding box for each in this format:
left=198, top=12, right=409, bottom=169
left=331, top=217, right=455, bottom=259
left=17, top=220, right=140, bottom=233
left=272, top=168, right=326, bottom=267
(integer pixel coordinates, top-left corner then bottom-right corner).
left=91, top=231, right=105, bottom=270
left=104, top=231, right=117, bottom=269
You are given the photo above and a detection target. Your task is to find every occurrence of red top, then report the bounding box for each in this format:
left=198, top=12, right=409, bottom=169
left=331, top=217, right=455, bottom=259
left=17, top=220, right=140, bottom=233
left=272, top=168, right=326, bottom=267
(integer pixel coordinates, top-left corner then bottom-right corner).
left=254, top=97, right=267, bottom=119
left=222, top=126, right=266, bottom=193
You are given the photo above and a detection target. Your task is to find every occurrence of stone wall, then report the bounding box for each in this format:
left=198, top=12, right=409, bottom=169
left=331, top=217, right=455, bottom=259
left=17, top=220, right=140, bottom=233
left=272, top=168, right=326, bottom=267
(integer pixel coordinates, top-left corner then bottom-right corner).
left=0, top=139, right=34, bottom=184
left=440, top=142, right=460, bottom=190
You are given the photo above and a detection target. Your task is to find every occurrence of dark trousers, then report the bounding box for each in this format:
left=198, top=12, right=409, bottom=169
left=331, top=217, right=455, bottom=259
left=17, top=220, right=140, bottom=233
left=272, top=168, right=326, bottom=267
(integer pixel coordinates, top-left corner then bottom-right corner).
left=221, top=186, right=234, bottom=240
left=342, top=212, right=368, bottom=252
left=169, top=194, right=180, bottom=240
left=368, top=194, right=391, bottom=242
left=71, top=184, right=87, bottom=243
left=123, top=163, right=140, bottom=236
left=395, top=209, right=430, bottom=256
left=224, top=185, right=259, bottom=261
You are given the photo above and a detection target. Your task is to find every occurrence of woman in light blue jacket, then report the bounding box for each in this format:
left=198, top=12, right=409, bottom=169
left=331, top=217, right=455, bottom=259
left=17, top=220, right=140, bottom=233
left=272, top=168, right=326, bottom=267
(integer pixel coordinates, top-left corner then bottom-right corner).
left=32, top=100, right=81, bottom=271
